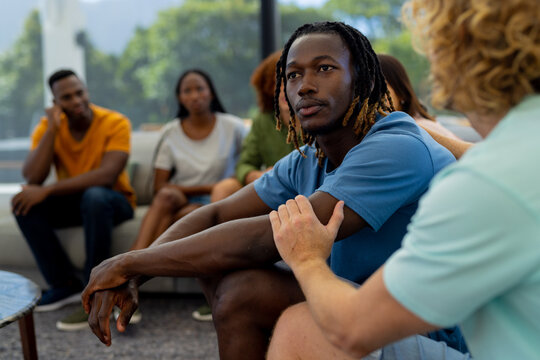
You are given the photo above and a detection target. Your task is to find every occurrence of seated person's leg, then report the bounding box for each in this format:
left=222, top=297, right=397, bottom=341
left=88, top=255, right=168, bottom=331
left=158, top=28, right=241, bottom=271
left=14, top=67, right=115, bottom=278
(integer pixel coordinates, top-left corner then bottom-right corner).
left=211, top=178, right=243, bottom=203
left=381, top=335, right=472, bottom=360
left=130, top=186, right=188, bottom=251
left=174, top=202, right=203, bottom=220
left=268, top=303, right=472, bottom=360
left=80, top=186, right=133, bottom=283
left=14, top=193, right=86, bottom=310
left=268, top=302, right=360, bottom=360
left=201, top=265, right=304, bottom=360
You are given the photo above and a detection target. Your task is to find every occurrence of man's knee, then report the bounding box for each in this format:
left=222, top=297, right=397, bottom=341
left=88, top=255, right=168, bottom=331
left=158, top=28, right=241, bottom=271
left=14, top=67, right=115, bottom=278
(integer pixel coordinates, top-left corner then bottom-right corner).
left=268, top=303, right=309, bottom=359
left=210, top=268, right=302, bottom=328
left=80, top=186, right=112, bottom=213
left=274, top=302, right=309, bottom=338
left=13, top=200, right=47, bottom=224
left=211, top=270, right=261, bottom=325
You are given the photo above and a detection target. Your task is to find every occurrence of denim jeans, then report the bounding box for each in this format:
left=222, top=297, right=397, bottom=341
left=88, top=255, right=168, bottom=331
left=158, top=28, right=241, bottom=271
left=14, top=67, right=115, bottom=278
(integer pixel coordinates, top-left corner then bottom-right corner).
left=379, top=335, right=472, bottom=360
left=14, top=186, right=134, bottom=289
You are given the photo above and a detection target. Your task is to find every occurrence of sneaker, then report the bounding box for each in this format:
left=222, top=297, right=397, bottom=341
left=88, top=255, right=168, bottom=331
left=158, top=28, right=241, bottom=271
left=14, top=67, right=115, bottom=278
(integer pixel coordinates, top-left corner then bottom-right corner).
left=56, top=306, right=89, bottom=331
left=192, top=303, right=212, bottom=322
left=35, top=287, right=82, bottom=312
left=113, top=307, right=142, bottom=324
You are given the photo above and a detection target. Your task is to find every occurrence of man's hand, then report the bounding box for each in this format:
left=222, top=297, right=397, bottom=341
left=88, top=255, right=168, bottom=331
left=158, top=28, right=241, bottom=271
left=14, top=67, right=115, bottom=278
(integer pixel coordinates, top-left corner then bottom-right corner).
left=87, top=281, right=139, bottom=346
left=11, top=185, right=51, bottom=216
left=82, top=253, right=132, bottom=313
left=269, top=195, right=344, bottom=270
left=45, top=105, right=62, bottom=132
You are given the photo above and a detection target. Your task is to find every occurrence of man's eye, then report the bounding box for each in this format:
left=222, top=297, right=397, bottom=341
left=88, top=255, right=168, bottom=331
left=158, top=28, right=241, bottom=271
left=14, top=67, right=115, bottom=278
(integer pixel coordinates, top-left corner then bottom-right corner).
left=286, top=72, right=299, bottom=80
left=319, top=65, right=334, bottom=72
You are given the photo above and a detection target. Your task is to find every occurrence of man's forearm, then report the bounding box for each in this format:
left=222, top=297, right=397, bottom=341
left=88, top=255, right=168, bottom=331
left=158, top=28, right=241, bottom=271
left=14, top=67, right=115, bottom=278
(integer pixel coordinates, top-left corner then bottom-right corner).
left=45, top=167, right=117, bottom=196
left=45, top=151, right=127, bottom=196
left=123, top=214, right=280, bottom=279
left=23, top=129, right=56, bottom=184
left=293, top=264, right=437, bottom=357
left=291, top=259, right=365, bottom=352
left=175, top=184, right=214, bottom=196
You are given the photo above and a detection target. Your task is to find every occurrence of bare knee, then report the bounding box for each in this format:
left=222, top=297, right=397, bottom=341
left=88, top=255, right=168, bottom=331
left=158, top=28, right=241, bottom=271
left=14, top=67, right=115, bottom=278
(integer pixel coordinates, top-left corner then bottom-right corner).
left=268, top=303, right=310, bottom=360
left=211, top=271, right=261, bottom=326
left=152, top=187, right=187, bottom=213
left=210, top=268, right=303, bottom=329
left=211, top=178, right=243, bottom=202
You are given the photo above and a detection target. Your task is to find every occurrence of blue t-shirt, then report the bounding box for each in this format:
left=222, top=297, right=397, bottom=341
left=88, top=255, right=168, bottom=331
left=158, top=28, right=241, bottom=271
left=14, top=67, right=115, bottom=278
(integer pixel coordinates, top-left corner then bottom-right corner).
left=254, top=112, right=455, bottom=282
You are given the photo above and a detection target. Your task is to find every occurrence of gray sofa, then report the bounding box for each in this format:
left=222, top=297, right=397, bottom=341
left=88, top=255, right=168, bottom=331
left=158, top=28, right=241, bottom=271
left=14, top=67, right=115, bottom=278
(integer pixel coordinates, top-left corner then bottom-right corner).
left=0, top=130, right=202, bottom=293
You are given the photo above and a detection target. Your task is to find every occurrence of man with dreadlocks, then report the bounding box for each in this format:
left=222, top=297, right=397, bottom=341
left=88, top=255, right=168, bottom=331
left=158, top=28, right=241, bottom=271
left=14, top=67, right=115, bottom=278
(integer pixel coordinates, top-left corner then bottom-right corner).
left=81, top=21, right=454, bottom=359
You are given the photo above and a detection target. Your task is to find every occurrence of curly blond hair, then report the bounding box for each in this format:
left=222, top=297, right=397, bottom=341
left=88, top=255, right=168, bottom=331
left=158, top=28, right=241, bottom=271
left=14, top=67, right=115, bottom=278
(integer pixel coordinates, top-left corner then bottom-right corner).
left=403, top=0, right=540, bottom=116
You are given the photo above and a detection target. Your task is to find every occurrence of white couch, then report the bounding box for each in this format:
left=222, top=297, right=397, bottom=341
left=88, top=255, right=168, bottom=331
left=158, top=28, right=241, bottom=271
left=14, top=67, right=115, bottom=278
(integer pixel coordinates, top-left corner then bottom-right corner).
left=0, top=130, right=202, bottom=293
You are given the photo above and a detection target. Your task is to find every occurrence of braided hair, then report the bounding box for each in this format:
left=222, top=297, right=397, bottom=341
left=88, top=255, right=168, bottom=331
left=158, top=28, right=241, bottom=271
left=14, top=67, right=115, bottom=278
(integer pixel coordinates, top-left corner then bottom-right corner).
left=274, top=22, right=394, bottom=164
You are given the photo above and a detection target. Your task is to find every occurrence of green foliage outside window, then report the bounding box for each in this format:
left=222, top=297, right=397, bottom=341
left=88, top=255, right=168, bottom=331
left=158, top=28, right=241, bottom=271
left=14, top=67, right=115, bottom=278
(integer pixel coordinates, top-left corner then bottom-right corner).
left=0, top=0, right=431, bottom=139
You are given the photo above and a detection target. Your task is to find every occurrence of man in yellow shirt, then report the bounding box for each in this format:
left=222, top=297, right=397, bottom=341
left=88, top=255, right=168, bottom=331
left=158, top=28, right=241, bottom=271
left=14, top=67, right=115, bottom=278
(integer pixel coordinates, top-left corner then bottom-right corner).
left=12, top=69, right=135, bottom=331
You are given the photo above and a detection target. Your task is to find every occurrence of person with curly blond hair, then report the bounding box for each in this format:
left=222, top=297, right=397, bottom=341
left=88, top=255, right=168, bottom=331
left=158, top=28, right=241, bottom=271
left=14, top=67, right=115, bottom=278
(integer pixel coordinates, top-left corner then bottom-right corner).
left=267, top=1, right=540, bottom=359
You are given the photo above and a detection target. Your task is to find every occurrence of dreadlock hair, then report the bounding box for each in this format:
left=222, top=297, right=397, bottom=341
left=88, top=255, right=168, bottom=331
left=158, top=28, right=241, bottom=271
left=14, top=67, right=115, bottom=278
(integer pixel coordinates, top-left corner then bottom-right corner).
left=174, top=69, right=226, bottom=119
left=274, top=21, right=394, bottom=165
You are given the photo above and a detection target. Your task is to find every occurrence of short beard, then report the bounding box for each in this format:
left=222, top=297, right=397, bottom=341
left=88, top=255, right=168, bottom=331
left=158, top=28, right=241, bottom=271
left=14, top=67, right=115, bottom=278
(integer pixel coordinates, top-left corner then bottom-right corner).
left=302, top=117, right=343, bottom=137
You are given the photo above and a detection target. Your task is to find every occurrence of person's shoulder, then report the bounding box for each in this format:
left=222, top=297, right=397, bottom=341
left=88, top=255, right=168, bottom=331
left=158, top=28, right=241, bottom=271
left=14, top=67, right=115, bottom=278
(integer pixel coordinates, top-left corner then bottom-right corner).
left=216, top=112, right=248, bottom=136
left=216, top=112, right=244, bottom=125
left=157, top=119, right=181, bottom=141
left=367, top=111, right=454, bottom=157
left=91, top=104, right=129, bottom=124
left=250, top=112, right=274, bottom=124
left=360, top=112, right=426, bottom=150
left=369, top=111, right=419, bottom=135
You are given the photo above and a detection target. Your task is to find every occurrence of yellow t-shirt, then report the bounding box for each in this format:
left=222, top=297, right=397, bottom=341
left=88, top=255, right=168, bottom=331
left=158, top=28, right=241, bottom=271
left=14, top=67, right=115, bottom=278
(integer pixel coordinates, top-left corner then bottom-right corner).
left=31, top=104, right=136, bottom=208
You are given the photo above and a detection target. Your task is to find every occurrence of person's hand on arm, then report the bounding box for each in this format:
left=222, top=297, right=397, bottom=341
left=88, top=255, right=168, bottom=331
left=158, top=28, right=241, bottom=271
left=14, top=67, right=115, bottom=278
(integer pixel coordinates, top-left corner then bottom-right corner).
left=11, top=184, right=53, bottom=216
left=82, top=188, right=366, bottom=345
left=418, top=122, right=473, bottom=160
left=270, top=194, right=344, bottom=270
left=270, top=195, right=438, bottom=357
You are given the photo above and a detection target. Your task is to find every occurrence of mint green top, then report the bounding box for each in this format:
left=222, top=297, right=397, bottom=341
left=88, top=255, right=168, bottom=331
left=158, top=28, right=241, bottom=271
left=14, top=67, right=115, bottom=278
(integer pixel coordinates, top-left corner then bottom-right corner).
left=236, top=112, right=297, bottom=184
left=384, top=95, right=540, bottom=359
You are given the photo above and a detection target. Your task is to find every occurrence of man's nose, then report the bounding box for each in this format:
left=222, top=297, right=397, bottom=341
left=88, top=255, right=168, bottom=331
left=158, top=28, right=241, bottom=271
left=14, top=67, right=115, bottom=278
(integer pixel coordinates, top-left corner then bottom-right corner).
left=71, top=95, right=84, bottom=106
left=297, top=73, right=317, bottom=96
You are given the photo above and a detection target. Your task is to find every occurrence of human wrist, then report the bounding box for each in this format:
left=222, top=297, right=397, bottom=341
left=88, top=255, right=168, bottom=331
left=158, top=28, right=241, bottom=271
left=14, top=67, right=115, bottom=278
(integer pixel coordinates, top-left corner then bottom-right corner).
left=120, top=251, right=138, bottom=279
left=42, top=183, right=55, bottom=197
left=291, top=257, right=329, bottom=280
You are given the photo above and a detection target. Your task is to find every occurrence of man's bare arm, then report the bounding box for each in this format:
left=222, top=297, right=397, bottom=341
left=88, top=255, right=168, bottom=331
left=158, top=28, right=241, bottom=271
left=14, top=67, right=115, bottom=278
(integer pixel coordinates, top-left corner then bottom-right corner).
left=83, top=188, right=366, bottom=305
left=14, top=150, right=129, bottom=216
left=46, top=151, right=128, bottom=196
left=23, top=106, right=62, bottom=184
